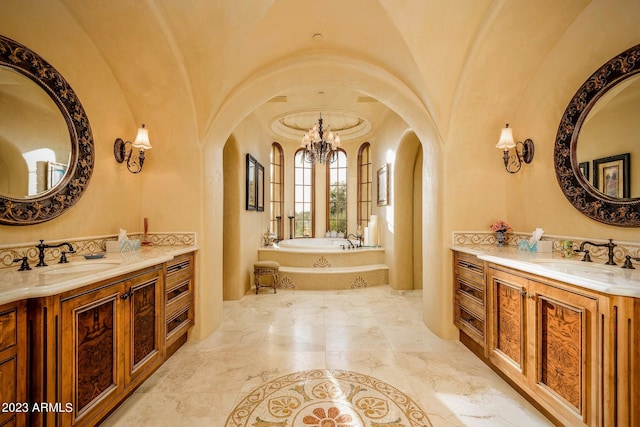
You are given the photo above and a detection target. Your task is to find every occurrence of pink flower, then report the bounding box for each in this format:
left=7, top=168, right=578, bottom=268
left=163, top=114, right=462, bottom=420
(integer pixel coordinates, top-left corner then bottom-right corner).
left=490, top=220, right=511, bottom=232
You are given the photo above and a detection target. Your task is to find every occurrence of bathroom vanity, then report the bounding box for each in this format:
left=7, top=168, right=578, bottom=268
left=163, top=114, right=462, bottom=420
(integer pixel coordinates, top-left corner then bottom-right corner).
left=0, top=246, right=196, bottom=427
left=452, top=247, right=639, bottom=427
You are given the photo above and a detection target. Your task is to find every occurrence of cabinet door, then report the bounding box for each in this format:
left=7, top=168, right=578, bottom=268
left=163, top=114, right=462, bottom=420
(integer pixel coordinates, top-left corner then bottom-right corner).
left=530, top=282, right=599, bottom=425
left=60, top=286, right=123, bottom=425
left=488, top=268, right=528, bottom=381
left=124, top=270, right=163, bottom=386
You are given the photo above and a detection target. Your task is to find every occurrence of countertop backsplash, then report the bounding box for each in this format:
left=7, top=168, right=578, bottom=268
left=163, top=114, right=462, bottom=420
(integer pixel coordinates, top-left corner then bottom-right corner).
left=452, top=231, right=640, bottom=266
left=0, top=232, right=196, bottom=269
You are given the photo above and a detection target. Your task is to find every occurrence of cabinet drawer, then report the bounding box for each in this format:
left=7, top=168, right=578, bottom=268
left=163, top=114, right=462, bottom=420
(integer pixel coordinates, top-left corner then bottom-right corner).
left=456, top=277, right=484, bottom=305
left=0, top=309, right=17, bottom=352
left=455, top=253, right=484, bottom=285
left=455, top=301, right=484, bottom=344
left=165, top=255, right=193, bottom=286
left=456, top=289, right=484, bottom=317
left=166, top=280, right=192, bottom=319
left=166, top=307, right=192, bottom=341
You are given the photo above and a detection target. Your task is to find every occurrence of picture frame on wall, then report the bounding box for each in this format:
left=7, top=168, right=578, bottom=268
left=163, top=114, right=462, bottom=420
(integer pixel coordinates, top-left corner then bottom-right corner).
left=578, top=161, right=590, bottom=182
left=246, top=154, right=257, bottom=210
left=592, top=153, right=630, bottom=198
left=257, top=162, right=264, bottom=212
left=377, top=163, right=390, bottom=206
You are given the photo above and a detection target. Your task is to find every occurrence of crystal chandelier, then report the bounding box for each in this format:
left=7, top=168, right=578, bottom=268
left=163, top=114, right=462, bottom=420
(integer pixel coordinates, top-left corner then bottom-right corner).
left=300, top=113, right=341, bottom=164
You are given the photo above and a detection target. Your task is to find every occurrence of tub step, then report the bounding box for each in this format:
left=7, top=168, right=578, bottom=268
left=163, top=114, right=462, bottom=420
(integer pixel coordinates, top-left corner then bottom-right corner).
left=277, top=264, right=389, bottom=290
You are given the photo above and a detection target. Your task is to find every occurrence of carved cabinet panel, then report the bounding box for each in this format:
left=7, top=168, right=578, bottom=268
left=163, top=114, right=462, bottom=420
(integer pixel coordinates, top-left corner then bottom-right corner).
left=124, top=271, right=163, bottom=385
left=487, top=266, right=600, bottom=426
left=488, top=269, right=527, bottom=377
left=58, top=267, right=163, bottom=426
left=60, top=286, right=122, bottom=425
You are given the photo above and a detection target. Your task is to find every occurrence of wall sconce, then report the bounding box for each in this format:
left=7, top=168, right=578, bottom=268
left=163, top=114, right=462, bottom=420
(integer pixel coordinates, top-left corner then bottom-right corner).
left=496, top=123, right=534, bottom=173
left=114, top=124, right=152, bottom=173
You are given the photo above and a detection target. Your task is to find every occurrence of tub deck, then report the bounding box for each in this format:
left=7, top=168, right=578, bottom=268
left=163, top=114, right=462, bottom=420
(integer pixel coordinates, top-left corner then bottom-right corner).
left=257, top=246, right=388, bottom=290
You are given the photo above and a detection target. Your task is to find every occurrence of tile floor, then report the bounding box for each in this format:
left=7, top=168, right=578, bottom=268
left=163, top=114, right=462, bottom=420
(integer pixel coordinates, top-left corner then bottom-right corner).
left=102, top=286, right=552, bottom=426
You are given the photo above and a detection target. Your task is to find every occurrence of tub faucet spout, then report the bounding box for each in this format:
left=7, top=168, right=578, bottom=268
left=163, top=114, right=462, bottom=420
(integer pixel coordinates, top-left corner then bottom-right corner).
left=346, top=233, right=361, bottom=248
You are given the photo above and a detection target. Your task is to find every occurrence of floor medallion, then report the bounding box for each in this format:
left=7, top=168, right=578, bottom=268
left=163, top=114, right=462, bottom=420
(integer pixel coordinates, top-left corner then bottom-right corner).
left=225, top=369, right=432, bottom=427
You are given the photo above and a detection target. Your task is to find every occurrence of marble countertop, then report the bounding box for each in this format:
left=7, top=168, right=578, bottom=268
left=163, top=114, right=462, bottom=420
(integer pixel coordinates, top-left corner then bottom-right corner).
left=451, top=244, right=640, bottom=298
left=0, top=245, right=198, bottom=305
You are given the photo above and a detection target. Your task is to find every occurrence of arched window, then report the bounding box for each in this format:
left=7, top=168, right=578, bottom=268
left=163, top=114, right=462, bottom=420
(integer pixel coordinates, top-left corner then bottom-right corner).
left=294, top=149, right=314, bottom=237
left=357, top=143, right=372, bottom=229
left=270, top=143, right=284, bottom=239
left=327, top=149, right=347, bottom=234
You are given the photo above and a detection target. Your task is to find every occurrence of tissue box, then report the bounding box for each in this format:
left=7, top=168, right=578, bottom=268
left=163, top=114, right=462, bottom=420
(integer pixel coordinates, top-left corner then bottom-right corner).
left=536, top=240, right=552, bottom=253
left=106, top=239, right=141, bottom=253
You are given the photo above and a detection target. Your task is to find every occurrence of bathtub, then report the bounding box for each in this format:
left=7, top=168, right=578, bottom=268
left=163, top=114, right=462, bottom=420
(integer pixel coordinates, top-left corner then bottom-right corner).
left=277, top=238, right=351, bottom=250
left=258, top=238, right=387, bottom=290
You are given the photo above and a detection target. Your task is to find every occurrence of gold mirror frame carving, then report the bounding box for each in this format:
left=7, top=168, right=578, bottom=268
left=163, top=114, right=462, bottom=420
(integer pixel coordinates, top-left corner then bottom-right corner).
left=0, top=35, right=94, bottom=225
left=555, top=43, right=640, bottom=227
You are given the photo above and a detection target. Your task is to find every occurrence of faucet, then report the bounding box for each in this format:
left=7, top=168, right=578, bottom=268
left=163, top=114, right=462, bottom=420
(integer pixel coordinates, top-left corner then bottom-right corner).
left=346, top=233, right=362, bottom=249
left=575, top=239, right=617, bottom=265
left=621, top=255, right=640, bottom=269
left=35, top=240, right=76, bottom=267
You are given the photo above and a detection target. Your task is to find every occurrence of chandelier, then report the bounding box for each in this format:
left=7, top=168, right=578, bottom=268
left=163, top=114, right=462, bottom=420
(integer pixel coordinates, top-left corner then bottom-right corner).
left=300, top=114, right=341, bottom=164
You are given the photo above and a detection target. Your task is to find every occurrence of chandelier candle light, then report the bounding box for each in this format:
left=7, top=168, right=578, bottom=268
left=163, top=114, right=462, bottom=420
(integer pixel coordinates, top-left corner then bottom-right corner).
left=301, top=113, right=341, bottom=164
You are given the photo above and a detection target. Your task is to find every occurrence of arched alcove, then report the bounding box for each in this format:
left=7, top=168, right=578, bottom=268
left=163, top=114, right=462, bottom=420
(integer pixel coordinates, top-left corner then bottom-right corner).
left=198, top=54, right=445, bottom=337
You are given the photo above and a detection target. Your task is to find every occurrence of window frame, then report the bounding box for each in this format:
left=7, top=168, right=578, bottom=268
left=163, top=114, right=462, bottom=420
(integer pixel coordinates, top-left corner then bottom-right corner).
left=270, top=142, right=284, bottom=239
left=357, top=142, right=372, bottom=229
left=326, top=148, right=348, bottom=234
left=294, top=149, right=315, bottom=238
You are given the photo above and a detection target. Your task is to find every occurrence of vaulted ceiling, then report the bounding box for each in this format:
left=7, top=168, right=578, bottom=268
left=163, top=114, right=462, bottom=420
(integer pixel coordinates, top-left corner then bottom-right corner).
left=49, top=0, right=591, bottom=144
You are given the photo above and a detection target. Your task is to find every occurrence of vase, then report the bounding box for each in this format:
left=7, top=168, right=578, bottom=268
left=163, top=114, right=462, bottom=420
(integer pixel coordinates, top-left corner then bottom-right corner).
left=496, top=231, right=506, bottom=247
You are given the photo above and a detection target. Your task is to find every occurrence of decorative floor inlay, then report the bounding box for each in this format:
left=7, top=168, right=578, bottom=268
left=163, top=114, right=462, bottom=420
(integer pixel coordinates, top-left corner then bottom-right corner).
left=225, top=369, right=431, bottom=427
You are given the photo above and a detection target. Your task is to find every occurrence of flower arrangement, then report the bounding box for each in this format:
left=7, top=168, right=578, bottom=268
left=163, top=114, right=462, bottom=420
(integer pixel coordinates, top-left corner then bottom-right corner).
left=490, top=220, right=511, bottom=233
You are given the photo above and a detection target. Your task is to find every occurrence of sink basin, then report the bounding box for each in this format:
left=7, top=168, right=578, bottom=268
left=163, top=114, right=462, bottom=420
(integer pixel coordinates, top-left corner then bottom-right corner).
left=527, top=259, right=618, bottom=275
left=39, top=260, right=122, bottom=276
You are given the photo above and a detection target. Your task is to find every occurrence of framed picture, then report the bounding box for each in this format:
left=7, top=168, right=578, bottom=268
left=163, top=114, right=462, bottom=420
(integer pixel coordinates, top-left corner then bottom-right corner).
left=256, top=162, right=264, bottom=212
left=592, top=153, right=630, bottom=198
left=377, top=163, right=390, bottom=206
left=246, top=154, right=257, bottom=210
left=578, top=161, right=589, bottom=182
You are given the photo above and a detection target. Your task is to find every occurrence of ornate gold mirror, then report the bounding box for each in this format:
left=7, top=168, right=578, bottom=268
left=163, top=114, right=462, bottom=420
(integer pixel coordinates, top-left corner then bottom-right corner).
left=0, top=35, right=93, bottom=225
left=555, top=43, right=640, bottom=226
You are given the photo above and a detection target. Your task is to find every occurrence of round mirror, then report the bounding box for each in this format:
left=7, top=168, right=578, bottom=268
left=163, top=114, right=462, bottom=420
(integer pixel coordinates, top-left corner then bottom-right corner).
left=0, top=35, right=93, bottom=225
left=555, top=43, right=640, bottom=227
left=0, top=65, right=71, bottom=198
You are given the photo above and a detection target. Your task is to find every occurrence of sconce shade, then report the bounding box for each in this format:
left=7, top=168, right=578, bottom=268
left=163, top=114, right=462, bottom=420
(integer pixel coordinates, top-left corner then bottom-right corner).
left=131, top=124, right=152, bottom=150
left=496, top=123, right=516, bottom=150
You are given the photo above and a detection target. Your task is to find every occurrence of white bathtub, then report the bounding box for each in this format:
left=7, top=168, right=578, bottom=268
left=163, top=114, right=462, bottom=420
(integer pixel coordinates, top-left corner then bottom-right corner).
left=277, top=238, right=350, bottom=250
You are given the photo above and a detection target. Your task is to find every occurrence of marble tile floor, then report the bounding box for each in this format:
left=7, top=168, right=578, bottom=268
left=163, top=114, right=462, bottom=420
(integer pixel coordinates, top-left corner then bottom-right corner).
left=102, top=286, right=552, bottom=426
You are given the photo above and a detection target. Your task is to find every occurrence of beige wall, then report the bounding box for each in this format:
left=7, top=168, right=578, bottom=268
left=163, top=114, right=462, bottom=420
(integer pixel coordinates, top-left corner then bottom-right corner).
left=2, top=0, right=640, bottom=344
left=223, top=115, right=271, bottom=299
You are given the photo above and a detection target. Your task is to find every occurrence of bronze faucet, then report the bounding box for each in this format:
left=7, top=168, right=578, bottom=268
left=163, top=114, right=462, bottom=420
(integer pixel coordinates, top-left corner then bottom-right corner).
left=575, top=239, right=617, bottom=265
left=35, top=240, right=76, bottom=267
left=621, top=255, right=640, bottom=269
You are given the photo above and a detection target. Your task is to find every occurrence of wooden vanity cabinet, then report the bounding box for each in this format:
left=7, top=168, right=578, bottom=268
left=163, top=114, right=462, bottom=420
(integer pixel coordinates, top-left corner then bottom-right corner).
left=0, top=300, right=27, bottom=427
left=30, top=266, right=164, bottom=427
left=164, top=253, right=194, bottom=355
left=453, top=252, right=486, bottom=347
left=487, top=265, right=600, bottom=426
